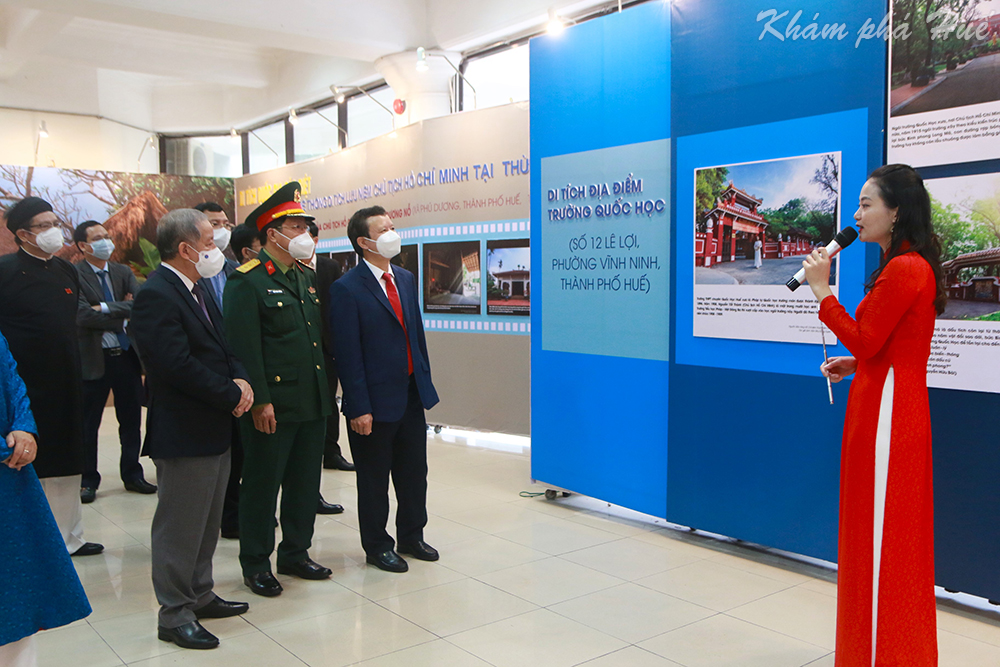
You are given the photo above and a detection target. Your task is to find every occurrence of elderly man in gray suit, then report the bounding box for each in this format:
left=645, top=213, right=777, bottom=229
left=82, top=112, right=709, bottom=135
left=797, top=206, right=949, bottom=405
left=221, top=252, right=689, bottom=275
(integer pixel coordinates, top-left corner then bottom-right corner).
left=74, top=220, right=156, bottom=504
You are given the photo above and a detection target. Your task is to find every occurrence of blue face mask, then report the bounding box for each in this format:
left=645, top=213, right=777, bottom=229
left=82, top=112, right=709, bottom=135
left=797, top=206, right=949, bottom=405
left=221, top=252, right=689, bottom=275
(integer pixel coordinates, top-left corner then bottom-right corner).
left=89, top=238, right=115, bottom=261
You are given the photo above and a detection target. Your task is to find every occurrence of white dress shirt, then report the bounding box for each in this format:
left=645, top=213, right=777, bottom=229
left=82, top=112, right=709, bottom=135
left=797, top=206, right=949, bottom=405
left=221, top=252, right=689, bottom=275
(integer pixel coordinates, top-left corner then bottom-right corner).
left=364, top=258, right=396, bottom=298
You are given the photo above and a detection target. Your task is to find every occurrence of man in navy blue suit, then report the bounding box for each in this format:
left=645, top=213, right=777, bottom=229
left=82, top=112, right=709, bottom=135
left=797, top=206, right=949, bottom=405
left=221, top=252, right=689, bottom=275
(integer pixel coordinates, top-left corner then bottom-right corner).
left=330, top=206, right=439, bottom=573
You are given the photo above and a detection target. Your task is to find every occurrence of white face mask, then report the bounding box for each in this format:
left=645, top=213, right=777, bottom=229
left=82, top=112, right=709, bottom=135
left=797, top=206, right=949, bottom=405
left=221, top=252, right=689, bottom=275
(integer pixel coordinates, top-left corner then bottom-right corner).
left=365, top=230, right=401, bottom=259
left=32, top=227, right=64, bottom=254
left=188, top=245, right=226, bottom=278
left=278, top=230, right=316, bottom=261
left=213, top=227, right=231, bottom=252
left=89, top=238, right=115, bottom=261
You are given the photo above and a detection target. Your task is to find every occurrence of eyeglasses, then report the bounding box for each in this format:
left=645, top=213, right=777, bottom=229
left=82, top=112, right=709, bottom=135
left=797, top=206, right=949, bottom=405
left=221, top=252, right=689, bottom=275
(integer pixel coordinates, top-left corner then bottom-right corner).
left=28, top=221, right=59, bottom=232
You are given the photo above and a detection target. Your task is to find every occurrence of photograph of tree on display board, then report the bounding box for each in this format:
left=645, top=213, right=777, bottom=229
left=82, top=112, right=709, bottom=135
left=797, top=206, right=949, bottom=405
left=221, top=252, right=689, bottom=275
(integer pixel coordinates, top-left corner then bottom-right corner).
left=890, top=0, right=1000, bottom=117
left=927, top=172, right=1000, bottom=321
left=922, top=171, right=1000, bottom=393
left=692, top=152, right=843, bottom=345
left=887, top=0, right=1000, bottom=166
left=694, top=153, right=840, bottom=286
left=0, top=164, right=234, bottom=280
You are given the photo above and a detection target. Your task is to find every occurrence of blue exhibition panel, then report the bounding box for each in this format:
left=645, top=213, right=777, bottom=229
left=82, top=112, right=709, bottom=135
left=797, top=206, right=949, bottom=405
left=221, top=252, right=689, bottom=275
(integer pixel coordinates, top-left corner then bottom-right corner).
left=531, top=0, right=1000, bottom=599
left=667, top=0, right=887, bottom=561
left=530, top=2, right=671, bottom=517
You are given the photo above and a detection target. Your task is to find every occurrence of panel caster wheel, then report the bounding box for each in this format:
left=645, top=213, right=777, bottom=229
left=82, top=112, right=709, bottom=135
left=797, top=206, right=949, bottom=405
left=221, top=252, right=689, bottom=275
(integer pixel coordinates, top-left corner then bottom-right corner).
left=544, top=489, right=558, bottom=500
left=433, top=425, right=442, bottom=434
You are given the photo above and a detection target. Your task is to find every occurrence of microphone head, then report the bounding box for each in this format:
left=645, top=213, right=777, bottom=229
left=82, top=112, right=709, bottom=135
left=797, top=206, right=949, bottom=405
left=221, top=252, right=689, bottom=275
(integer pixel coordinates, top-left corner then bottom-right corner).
left=834, top=227, right=858, bottom=249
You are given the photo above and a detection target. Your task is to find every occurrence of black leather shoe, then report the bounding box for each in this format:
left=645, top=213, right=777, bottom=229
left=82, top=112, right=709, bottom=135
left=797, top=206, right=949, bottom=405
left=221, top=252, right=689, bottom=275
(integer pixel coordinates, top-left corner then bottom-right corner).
left=80, top=487, right=96, bottom=504
left=71, top=542, right=104, bottom=557
left=317, top=497, right=345, bottom=515
left=220, top=527, right=239, bottom=540
left=398, top=540, right=439, bottom=562
left=194, top=596, right=249, bottom=619
left=323, top=453, right=356, bottom=471
left=157, top=621, right=219, bottom=650
left=243, top=572, right=282, bottom=597
left=366, top=550, right=408, bottom=573
left=124, top=478, right=157, bottom=494
left=277, top=558, right=332, bottom=580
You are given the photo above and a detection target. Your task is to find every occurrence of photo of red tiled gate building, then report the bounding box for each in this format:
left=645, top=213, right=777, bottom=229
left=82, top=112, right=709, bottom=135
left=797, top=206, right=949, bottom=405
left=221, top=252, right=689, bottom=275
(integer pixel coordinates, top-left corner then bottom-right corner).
left=695, top=183, right=816, bottom=267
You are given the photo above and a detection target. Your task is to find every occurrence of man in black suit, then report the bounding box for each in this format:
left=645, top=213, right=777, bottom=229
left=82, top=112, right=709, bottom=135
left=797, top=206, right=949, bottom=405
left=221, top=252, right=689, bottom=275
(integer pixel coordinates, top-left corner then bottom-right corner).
left=194, top=202, right=239, bottom=309
left=73, top=220, right=155, bottom=503
left=331, top=206, right=439, bottom=573
left=308, top=222, right=354, bottom=473
left=194, top=202, right=245, bottom=537
left=130, top=209, right=253, bottom=650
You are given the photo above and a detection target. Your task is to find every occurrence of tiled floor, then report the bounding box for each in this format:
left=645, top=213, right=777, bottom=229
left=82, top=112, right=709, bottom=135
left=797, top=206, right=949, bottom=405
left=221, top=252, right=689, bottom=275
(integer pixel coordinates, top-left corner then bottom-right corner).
left=35, top=410, right=1000, bottom=666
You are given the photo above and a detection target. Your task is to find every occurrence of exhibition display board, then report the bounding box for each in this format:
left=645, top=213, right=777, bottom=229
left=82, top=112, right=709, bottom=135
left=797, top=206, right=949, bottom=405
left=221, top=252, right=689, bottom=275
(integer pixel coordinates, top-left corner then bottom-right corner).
left=885, top=0, right=1000, bottom=598
left=531, top=0, right=1000, bottom=602
left=531, top=2, right=671, bottom=517
left=234, top=105, right=532, bottom=435
left=666, top=0, right=887, bottom=562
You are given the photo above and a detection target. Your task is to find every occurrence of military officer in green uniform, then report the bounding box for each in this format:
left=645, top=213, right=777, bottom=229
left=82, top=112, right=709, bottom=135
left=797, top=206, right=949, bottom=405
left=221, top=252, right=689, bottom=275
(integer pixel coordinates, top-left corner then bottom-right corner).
left=223, top=182, right=333, bottom=597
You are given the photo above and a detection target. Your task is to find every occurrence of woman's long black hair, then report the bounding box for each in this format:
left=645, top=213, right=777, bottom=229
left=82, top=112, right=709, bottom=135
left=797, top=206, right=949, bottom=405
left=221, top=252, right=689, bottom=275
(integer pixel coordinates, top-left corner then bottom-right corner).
left=865, top=164, right=947, bottom=315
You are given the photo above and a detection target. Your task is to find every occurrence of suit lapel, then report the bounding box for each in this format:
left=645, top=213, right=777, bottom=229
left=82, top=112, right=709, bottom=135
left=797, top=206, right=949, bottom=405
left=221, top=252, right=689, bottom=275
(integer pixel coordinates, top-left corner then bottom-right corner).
left=394, top=269, right=415, bottom=329
left=360, top=265, right=400, bottom=325
left=78, top=262, right=104, bottom=301
left=158, top=266, right=225, bottom=345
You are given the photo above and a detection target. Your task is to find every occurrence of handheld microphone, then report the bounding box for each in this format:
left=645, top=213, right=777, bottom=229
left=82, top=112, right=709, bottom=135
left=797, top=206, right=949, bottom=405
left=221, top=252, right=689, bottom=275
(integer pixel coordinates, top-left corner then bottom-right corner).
left=785, top=227, right=858, bottom=292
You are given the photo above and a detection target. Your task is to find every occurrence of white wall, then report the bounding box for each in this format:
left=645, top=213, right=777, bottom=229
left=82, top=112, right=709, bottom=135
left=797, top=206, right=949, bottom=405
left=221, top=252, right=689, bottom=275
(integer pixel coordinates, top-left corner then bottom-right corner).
left=0, top=108, right=159, bottom=173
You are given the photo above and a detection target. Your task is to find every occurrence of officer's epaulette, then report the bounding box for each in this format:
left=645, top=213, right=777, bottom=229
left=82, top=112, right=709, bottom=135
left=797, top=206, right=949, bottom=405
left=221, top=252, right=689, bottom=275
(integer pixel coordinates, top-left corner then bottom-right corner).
left=236, top=259, right=260, bottom=273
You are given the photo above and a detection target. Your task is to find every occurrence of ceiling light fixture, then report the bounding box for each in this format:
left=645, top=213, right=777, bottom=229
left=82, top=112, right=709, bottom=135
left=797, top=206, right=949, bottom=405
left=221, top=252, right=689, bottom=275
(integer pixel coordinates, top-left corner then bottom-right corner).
left=230, top=127, right=240, bottom=142
left=289, top=108, right=299, bottom=125
left=547, top=9, right=565, bottom=35
left=416, top=47, right=429, bottom=72
left=331, top=86, right=347, bottom=104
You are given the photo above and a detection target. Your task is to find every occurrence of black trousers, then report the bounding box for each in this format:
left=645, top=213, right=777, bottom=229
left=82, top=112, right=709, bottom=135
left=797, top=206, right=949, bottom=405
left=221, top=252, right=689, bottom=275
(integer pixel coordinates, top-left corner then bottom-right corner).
left=347, top=376, right=428, bottom=556
left=323, top=355, right=343, bottom=462
left=81, top=348, right=144, bottom=489
left=221, top=422, right=243, bottom=535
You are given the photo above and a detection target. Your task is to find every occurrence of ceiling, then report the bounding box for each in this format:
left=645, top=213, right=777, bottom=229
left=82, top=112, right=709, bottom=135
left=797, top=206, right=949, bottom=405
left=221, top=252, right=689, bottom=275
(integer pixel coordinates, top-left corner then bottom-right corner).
left=0, top=0, right=611, bottom=134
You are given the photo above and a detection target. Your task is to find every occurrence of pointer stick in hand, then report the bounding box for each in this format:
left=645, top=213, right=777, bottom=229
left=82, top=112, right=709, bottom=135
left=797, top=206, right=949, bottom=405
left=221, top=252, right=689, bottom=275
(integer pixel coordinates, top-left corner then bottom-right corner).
left=821, top=324, right=834, bottom=405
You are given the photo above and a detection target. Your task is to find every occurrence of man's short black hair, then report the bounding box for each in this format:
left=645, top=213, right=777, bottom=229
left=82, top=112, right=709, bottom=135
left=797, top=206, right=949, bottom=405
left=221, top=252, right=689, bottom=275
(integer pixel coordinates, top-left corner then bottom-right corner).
left=347, top=206, right=387, bottom=257
left=193, top=202, right=224, bottom=213
left=231, top=224, right=258, bottom=263
left=307, top=221, right=319, bottom=238
left=73, top=220, right=103, bottom=246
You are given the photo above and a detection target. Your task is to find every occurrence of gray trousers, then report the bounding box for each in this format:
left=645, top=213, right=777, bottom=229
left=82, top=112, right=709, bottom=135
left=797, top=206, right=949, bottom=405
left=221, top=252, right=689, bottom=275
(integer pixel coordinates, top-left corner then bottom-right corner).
left=151, top=449, right=231, bottom=629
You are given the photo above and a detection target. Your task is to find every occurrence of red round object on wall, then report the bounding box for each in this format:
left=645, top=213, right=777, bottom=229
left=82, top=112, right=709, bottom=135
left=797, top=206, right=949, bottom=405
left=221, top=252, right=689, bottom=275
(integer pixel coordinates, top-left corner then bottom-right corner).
left=393, top=99, right=406, bottom=115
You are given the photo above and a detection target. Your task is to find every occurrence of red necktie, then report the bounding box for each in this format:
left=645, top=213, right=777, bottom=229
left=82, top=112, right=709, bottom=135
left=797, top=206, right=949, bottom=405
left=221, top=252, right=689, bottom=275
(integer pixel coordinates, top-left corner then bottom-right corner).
left=382, top=272, right=413, bottom=375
